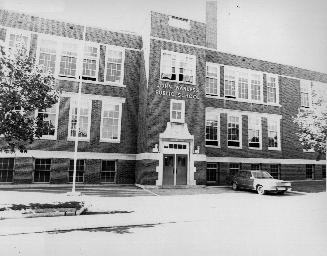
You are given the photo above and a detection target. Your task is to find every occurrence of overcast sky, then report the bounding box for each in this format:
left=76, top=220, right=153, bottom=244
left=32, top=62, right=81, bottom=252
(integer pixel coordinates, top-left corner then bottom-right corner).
left=1, top=0, right=327, bottom=73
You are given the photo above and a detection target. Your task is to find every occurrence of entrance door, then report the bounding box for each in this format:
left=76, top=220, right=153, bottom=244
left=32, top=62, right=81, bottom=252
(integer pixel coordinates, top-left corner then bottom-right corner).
left=163, top=154, right=175, bottom=186
left=163, top=154, right=188, bottom=186
left=176, top=154, right=187, bottom=185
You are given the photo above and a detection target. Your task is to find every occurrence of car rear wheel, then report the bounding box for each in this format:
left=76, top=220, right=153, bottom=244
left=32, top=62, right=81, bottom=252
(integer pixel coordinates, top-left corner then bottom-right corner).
left=257, top=185, right=265, bottom=195
left=232, top=182, right=238, bottom=191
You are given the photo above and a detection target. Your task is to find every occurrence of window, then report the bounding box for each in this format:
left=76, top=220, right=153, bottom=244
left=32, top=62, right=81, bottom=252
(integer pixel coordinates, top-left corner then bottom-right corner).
left=205, top=63, right=219, bottom=96
left=206, top=119, right=219, bottom=147
left=34, top=159, right=51, bottom=183
left=101, top=161, right=116, bottom=183
left=227, top=114, right=241, bottom=148
left=268, top=117, right=281, bottom=150
left=160, top=50, right=196, bottom=84
left=251, top=164, right=261, bottom=170
left=229, top=163, right=240, bottom=177
left=224, top=68, right=236, bottom=98
left=306, top=164, right=314, bottom=179
left=250, top=73, right=262, bottom=101
left=168, top=16, right=191, bottom=30
left=206, top=163, right=218, bottom=183
left=68, top=97, right=92, bottom=140
left=69, top=160, right=85, bottom=183
left=6, top=29, right=30, bottom=52
left=248, top=116, right=261, bottom=149
left=170, top=99, right=185, bottom=123
left=38, top=38, right=57, bottom=74
left=300, top=80, right=312, bottom=108
left=105, top=46, right=124, bottom=84
left=267, top=74, right=278, bottom=104
left=59, top=41, right=79, bottom=78
left=100, top=102, right=122, bottom=142
left=82, top=44, right=99, bottom=81
left=36, top=104, right=58, bottom=139
left=0, top=158, right=14, bottom=183
left=269, top=164, right=280, bottom=179
left=238, top=72, right=249, bottom=100
left=322, top=165, right=326, bottom=179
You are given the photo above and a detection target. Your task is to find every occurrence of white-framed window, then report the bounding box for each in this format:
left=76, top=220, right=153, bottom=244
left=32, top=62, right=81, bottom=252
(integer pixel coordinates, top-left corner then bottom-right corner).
left=224, top=67, right=236, bottom=98
left=205, top=63, right=219, bottom=96
left=37, top=38, right=57, bottom=74
left=300, top=80, right=312, bottom=108
left=5, top=28, right=30, bottom=52
left=248, top=116, right=262, bottom=149
left=105, top=46, right=125, bottom=84
left=100, top=102, right=122, bottom=142
left=227, top=114, right=242, bottom=148
left=68, top=97, right=92, bottom=141
left=101, top=160, right=116, bottom=183
left=59, top=41, right=79, bottom=78
left=267, top=117, right=281, bottom=150
left=82, top=43, right=99, bottom=81
left=170, top=99, right=185, bottom=123
left=160, top=50, right=196, bottom=84
left=223, top=66, right=263, bottom=103
left=238, top=71, right=249, bottom=100
left=205, top=113, right=220, bottom=147
left=250, top=73, right=262, bottom=101
left=266, top=74, right=279, bottom=104
left=36, top=104, right=59, bottom=140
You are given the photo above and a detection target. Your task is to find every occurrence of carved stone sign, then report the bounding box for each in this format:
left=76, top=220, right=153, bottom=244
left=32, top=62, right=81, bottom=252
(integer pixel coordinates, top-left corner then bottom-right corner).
left=155, top=82, right=200, bottom=99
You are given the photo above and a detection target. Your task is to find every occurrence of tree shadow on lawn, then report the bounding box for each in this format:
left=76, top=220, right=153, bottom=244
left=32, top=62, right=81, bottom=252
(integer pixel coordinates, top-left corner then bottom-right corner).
left=47, top=222, right=171, bottom=235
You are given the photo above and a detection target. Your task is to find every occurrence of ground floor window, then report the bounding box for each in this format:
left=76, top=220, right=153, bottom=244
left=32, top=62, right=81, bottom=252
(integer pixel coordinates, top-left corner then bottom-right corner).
left=34, top=159, right=51, bottom=182
left=251, top=164, right=261, bottom=170
left=269, top=164, right=280, bottom=179
left=0, top=158, right=14, bottom=182
left=101, top=160, right=116, bottom=183
left=322, top=165, right=326, bottom=179
left=69, top=160, right=85, bottom=183
left=306, top=164, right=314, bottom=179
left=229, top=163, right=241, bottom=177
left=206, top=163, right=218, bottom=183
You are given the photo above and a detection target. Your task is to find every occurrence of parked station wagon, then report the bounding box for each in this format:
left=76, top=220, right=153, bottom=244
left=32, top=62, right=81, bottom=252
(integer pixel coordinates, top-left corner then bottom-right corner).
left=232, top=170, right=292, bottom=195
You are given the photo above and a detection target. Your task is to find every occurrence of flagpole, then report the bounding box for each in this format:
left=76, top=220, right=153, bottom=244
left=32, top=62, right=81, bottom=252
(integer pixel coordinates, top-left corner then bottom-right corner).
left=69, top=25, right=86, bottom=195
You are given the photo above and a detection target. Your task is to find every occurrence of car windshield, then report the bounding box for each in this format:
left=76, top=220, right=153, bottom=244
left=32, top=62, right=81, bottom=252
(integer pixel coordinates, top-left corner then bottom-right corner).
left=251, top=171, right=273, bottom=179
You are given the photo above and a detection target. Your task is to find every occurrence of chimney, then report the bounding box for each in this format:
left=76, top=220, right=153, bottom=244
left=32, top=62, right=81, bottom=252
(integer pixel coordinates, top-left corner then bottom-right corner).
left=206, top=0, right=218, bottom=49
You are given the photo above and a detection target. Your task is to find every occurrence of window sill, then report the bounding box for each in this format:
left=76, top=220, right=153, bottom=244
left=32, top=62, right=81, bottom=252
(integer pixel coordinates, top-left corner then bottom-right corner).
left=205, top=145, right=220, bottom=148
left=160, top=78, right=195, bottom=86
left=228, top=146, right=242, bottom=149
left=67, top=137, right=90, bottom=142
left=99, top=139, right=121, bottom=143
left=248, top=147, right=262, bottom=150
left=205, top=94, right=281, bottom=107
left=56, top=76, right=126, bottom=88
left=268, top=147, right=281, bottom=151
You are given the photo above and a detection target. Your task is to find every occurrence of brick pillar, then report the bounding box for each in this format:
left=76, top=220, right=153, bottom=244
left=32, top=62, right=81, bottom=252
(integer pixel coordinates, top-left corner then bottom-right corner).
left=14, top=157, right=34, bottom=184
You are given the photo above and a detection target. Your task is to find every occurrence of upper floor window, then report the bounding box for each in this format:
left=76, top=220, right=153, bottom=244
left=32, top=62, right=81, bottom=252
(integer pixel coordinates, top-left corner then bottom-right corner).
left=68, top=97, right=92, bottom=141
left=83, top=44, right=99, bottom=81
left=267, top=117, right=281, bottom=150
left=6, top=29, right=30, bottom=52
left=248, top=116, right=262, bottom=149
left=267, top=74, right=279, bottom=104
left=170, top=99, right=185, bottom=123
left=59, top=41, right=79, bottom=78
left=36, top=104, right=58, bottom=140
left=223, top=66, right=263, bottom=103
left=105, top=46, right=125, bottom=84
left=100, top=102, right=122, bottom=142
left=160, top=50, right=196, bottom=84
left=227, top=114, right=242, bottom=148
left=205, top=119, right=219, bottom=147
left=300, top=80, right=312, bottom=108
left=224, top=68, right=236, bottom=98
left=38, top=38, right=57, bottom=74
left=205, top=63, right=219, bottom=96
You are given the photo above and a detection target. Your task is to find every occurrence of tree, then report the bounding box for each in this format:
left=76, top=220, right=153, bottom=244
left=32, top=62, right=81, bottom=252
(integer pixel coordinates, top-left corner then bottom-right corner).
left=0, top=40, right=59, bottom=152
left=293, top=90, right=327, bottom=160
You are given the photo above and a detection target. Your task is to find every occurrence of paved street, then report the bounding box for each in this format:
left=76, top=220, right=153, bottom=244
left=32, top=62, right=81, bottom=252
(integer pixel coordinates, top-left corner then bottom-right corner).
left=0, top=189, right=326, bottom=256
